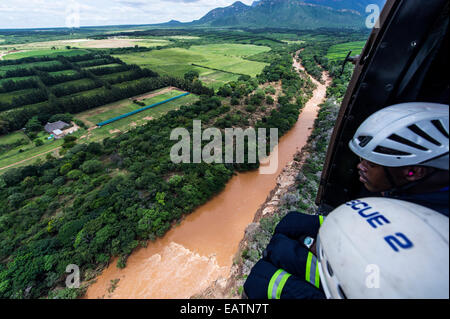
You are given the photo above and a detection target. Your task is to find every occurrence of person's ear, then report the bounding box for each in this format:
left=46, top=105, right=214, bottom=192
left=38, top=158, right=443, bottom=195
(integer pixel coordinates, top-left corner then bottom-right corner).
left=403, top=166, right=428, bottom=181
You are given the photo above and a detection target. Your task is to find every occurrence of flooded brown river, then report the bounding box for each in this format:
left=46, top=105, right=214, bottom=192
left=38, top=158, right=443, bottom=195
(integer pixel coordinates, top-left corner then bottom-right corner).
left=85, top=60, right=330, bottom=299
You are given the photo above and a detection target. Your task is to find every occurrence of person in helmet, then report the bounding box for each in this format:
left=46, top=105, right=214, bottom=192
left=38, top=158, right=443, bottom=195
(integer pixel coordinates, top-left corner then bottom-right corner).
left=317, top=197, right=449, bottom=299
left=243, top=102, right=449, bottom=299
left=244, top=197, right=449, bottom=299
left=349, top=102, right=449, bottom=216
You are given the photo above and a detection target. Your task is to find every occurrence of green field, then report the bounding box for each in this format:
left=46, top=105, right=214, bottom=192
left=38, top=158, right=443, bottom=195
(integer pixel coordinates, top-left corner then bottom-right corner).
left=48, top=69, right=79, bottom=76
left=0, top=130, right=29, bottom=146
left=0, top=88, right=38, bottom=104
left=113, top=43, right=270, bottom=88
left=0, top=130, right=79, bottom=172
left=326, top=41, right=366, bottom=62
left=50, top=78, right=96, bottom=90
left=98, top=70, right=135, bottom=81
left=0, top=75, right=39, bottom=84
left=75, top=38, right=171, bottom=48
left=62, top=86, right=107, bottom=99
left=2, top=49, right=91, bottom=60
left=86, top=90, right=185, bottom=125
left=0, top=60, right=64, bottom=74
left=121, top=39, right=170, bottom=47
left=75, top=88, right=199, bottom=142
left=77, top=89, right=196, bottom=125
left=198, top=70, right=240, bottom=90
left=84, top=63, right=122, bottom=70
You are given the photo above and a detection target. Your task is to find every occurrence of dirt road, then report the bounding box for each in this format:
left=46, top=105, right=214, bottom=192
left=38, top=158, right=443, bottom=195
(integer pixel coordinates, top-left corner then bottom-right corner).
left=0, top=147, right=61, bottom=172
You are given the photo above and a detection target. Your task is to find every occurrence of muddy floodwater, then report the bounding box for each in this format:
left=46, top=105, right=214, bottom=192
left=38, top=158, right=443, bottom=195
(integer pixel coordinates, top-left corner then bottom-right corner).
left=85, top=65, right=330, bottom=299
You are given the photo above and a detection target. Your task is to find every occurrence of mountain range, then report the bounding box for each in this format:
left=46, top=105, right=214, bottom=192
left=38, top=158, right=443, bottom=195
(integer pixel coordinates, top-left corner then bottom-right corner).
left=164, top=0, right=387, bottom=30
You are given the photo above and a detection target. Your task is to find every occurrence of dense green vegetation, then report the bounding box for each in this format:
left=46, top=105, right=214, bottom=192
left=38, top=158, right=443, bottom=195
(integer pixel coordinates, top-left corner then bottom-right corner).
left=297, top=31, right=367, bottom=82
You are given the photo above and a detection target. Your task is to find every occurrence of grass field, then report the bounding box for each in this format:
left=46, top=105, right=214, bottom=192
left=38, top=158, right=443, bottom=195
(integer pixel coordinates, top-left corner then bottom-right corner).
left=0, top=130, right=29, bottom=146
left=2, top=49, right=91, bottom=60
left=86, top=90, right=186, bottom=125
left=0, top=88, right=38, bottom=104
left=48, top=69, right=79, bottom=76
left=76, top=38, right=170, bottom=49
left=0, top=60, right=64, bottom=74
left=3, top=101, right=49, bottom=115
left=0, top=130, right=83, bottom=172
left=62, top=86, right=107, bottom=99
left=198, top=70, right=240, bottom=90
left=113, top=43, right=270, bottom=88
left=98, top=70, right=135, bottom=81
left=326, top=41, right=366, bottom=62
left=75, top=87, right=199, bottom=142
left=76, top=89, right=198, bottom=132
left=0, top=75, right=39, bottom=84
left=1, top=38, right=170, bottom=56
left=84, top=63, right=123, bottom=70
left=50, top=78, right=96, bottom=90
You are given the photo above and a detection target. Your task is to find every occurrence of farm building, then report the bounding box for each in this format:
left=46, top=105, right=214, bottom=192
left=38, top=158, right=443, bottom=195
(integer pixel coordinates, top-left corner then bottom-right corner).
left=52, top=129, right=65, bottom=139
left=44, top=121, right=70, bottom=134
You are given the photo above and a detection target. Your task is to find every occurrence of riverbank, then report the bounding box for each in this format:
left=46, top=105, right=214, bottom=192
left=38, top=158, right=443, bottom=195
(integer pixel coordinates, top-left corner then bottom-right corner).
left=193, top=59, right=336, bottom=298
left=194, top=95, right=340, bottom=299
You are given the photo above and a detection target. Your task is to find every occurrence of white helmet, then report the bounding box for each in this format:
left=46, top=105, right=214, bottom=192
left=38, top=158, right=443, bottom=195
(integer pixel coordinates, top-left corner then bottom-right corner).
left=317, top=197, right=449, bottom=299
left=349, top=102, right=449, bottom=170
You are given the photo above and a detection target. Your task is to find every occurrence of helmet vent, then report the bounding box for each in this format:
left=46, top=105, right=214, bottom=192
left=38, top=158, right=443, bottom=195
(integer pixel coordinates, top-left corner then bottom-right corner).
left=326, top=261, right=334, bottom=277
left=408, top=124, right=441, bottom=146
left=431, top=120, right=449, bottom=138
left=357, top=135, right=373, bottom=147
left=388, top=134, right=428, bottom=151
left=374, top=146, right=411, bottom=156
left=337, top=285, right=347, bottom=299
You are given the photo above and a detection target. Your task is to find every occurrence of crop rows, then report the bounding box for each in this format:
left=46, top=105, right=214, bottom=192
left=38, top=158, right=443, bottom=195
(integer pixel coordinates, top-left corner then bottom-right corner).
left=0, top=53, right=164, bottom=132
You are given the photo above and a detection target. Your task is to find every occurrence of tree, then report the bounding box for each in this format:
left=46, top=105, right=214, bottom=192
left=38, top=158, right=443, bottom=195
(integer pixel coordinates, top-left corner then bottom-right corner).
left=218, top=85, right=232, bottom=97
left=184, top=70, right=199, bottom=82
left=25, top=116, right=42, bottom=133
left=80, top=160, right=102, bottom=174
left=62, top=135, right=77, bottom=149
left=231, top=97, right=240, bottom=106
left=34, top=139, right=44, bottom=147
left=67, top=169, right=82, bottom=180
left=238, top=75, right=251, bottom=81
left=155, top=192, right=166, bottom=206
left=60, top=163, right=72, bottom=175
left=49, top=113, right=73, bottom=124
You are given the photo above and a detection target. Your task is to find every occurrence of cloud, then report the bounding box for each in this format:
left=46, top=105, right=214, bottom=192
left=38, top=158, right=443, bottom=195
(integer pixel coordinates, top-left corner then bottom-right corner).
left=0, top=0, right=255, bottom=28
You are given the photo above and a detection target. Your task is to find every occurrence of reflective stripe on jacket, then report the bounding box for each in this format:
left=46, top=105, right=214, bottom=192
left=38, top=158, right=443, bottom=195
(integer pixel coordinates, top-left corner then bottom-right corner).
left=244, top=259, right=326, bottom=299
left=244, top=212, right=326, bottom=299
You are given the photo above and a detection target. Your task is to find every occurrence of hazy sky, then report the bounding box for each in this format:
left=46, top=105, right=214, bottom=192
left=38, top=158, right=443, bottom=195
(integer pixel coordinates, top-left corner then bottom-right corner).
left=0, top=0, right=255, bottom=29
